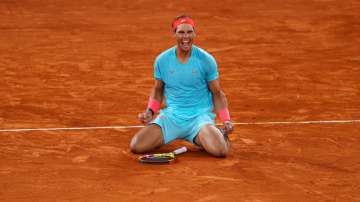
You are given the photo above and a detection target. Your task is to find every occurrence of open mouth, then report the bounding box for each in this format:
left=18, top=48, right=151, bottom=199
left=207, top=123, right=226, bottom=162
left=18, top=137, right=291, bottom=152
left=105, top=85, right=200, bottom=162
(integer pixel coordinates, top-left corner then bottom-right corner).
left=181, top=39, right=191, bottom=49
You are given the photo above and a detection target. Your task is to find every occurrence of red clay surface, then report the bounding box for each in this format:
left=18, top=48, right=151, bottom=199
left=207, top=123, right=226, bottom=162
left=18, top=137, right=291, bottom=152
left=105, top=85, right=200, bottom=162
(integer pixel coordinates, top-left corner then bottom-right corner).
left=1, top=0, right=360, bottom=201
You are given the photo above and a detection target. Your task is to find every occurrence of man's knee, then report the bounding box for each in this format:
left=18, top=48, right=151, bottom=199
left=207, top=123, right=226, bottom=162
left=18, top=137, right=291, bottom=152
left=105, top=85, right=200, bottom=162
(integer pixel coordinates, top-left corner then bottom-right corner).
left=129, top=125, right=164, bottom=154
left=198, top=126, right=230, bottom=157
left=212, top=142, right=229, bottom=157
left=129, top=136, right=143, bottom=154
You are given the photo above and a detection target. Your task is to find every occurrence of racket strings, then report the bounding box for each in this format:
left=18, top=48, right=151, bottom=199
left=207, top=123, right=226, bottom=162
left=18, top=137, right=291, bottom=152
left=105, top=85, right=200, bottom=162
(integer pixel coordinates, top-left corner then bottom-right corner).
left=139, top=153, right=175, bottom=163
left=138, top=146, right=187, bottom=164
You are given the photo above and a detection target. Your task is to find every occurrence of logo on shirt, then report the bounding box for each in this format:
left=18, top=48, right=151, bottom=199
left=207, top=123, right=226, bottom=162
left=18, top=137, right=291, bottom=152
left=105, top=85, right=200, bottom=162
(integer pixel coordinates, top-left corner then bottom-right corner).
left=192, top=69, right=197, bottom=75
left=169, top=69, right=175, bottom=75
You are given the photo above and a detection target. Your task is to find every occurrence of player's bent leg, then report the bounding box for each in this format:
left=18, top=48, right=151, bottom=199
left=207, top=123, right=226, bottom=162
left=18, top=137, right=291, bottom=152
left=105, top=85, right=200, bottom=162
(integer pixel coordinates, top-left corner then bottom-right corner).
left=195, top=124, right=230, bottom=157
left=129, top=124, right=164, bottom=154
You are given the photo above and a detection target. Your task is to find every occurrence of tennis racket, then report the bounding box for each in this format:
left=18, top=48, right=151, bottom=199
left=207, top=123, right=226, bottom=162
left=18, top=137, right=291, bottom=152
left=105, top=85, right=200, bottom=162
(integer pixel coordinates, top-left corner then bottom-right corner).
left=138, top=146, right=187, bottom=164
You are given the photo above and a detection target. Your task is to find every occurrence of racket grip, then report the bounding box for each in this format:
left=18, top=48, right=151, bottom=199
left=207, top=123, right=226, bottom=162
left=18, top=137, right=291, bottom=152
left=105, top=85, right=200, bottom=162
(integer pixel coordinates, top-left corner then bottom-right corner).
left=173, top=146, right=187, bottom=155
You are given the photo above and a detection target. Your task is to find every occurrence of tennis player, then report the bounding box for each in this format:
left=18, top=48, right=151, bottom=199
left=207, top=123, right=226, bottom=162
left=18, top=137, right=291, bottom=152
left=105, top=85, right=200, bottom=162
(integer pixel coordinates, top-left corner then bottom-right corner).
left=130, top=15, right=233, bottom=157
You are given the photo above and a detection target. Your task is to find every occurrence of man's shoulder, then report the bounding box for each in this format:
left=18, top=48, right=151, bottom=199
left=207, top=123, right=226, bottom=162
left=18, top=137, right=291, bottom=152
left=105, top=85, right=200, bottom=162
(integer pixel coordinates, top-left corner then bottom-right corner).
left=156, top=46, right=175, bottom=62
left=193, top=45, right=216, bottom=63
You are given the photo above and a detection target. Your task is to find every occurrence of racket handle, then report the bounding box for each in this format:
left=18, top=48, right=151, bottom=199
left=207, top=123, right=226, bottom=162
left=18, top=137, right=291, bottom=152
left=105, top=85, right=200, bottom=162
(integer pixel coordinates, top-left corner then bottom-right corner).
left=173, top=146, right=187, bottom=155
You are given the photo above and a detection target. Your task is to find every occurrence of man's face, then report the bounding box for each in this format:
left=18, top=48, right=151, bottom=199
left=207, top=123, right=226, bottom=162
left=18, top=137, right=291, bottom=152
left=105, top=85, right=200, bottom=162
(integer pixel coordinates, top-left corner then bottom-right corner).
left=174, top=23, right=196, bottom=53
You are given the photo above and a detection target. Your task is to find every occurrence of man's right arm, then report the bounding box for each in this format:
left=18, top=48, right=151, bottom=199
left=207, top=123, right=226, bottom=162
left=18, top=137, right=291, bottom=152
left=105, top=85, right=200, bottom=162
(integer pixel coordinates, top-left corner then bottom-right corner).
left=138, top=80, right=164, bottom=124
left=149, top=80, right=164, bottom=105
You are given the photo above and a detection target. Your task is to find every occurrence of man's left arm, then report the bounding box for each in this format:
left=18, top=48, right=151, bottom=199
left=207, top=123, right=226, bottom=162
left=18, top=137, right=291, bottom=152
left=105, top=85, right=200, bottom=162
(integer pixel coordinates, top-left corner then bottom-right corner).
left=208, top=79, right=233, bottom=134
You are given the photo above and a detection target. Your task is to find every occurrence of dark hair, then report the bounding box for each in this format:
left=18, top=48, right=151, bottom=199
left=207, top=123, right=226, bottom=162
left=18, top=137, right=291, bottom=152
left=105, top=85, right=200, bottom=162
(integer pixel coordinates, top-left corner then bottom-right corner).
left=172, top=14, right=194, bottom=32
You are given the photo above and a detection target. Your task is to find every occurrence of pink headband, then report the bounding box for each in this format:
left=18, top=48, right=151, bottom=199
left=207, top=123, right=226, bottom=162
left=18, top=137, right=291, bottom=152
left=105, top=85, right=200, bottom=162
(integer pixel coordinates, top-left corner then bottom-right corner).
left=172, top=17, right=195, bottom=31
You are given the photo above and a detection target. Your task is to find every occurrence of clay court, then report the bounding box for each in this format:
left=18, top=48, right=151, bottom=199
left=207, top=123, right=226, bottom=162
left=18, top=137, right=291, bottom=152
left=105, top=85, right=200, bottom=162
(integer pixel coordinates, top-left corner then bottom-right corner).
left=1, top=0, right=360, bottom=201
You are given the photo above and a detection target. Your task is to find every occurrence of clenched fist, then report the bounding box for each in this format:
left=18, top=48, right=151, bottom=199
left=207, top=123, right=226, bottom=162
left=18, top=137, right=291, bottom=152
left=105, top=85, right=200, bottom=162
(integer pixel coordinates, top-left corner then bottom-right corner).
left=138, top=109, right=154, bottom=124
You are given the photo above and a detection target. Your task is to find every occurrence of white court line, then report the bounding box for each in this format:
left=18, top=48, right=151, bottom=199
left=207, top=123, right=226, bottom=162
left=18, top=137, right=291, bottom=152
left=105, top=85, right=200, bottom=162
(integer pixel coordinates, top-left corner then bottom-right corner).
left=0, top=119, right=359, bottom=133
left=0, top=125, right=144, bottom=132
left=232, top=119, right=360, bottom=125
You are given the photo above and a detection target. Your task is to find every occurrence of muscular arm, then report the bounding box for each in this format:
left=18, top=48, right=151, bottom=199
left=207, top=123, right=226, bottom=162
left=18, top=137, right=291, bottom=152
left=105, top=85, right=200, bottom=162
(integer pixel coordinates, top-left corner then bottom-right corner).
left=208, top=79, right=228, bottom=112
left=149, top=80, right=164, bottom=104
left=208, top=79, right=233, bottom=134
left=138, top=80, right=164, bottom=124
